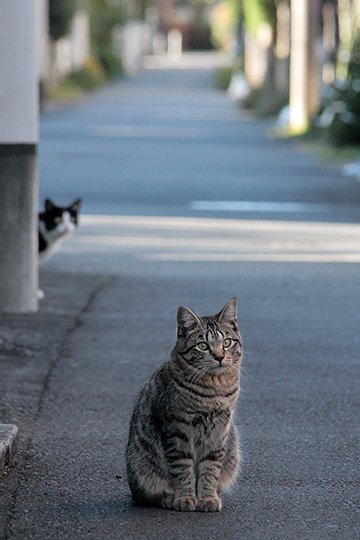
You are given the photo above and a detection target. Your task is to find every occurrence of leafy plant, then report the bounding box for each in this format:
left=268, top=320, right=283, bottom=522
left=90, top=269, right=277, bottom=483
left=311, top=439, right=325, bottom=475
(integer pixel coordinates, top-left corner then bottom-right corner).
left=89, top=0, right=126, bottom=78
left=241, top=0, right=286, bottom=34
left=315, top=35, right=360, bottom=146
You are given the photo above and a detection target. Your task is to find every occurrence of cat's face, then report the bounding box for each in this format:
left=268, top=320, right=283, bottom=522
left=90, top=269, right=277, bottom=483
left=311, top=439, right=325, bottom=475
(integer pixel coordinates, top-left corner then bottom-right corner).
left=175, top=299, right=243, bottom=375
left=40, top=198, right=81, bottom=240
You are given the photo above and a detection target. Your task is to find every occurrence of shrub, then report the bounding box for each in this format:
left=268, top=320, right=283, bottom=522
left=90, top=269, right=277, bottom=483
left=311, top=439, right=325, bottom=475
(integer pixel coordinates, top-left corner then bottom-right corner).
left=69, top=64, right=105, bottom=91
left=315, top=79, right=360, bottom=146
left=49, top=58, right=106, bottom=102
left=89, top=0, right=125, bottom=79
left=313, top=34, right=360, bottom=146
left=96, top=45, right=123, bottom=79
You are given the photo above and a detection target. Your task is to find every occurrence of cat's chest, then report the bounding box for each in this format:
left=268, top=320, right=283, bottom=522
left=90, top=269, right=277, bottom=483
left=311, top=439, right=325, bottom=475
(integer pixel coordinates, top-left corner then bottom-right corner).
left=190, top=409, right=231, bottom=450
left=38, top=220, right=74, bottom=260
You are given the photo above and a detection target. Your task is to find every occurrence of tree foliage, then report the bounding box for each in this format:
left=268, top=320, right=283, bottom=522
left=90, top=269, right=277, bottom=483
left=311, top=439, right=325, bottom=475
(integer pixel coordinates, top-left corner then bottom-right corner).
left=210, top=1, right=238, bottom=49
left=89, top=0, right=126, bottom=46
left=210, top=0, right=289, bottom=48
left=241, top=0, right=288, bottom=34
left=89, top=0, right=126, bottom=78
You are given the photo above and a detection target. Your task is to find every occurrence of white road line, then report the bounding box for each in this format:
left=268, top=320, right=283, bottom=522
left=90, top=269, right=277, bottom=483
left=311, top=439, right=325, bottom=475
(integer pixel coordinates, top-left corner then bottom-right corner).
left=190, top=201, right=336, bottom=213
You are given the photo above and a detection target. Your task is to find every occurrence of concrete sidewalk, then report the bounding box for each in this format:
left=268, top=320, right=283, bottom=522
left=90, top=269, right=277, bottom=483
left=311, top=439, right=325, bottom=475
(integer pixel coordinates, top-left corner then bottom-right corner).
left=2, top=254, right=360, bottom=539
left=0, top=269, right=106, bottom=533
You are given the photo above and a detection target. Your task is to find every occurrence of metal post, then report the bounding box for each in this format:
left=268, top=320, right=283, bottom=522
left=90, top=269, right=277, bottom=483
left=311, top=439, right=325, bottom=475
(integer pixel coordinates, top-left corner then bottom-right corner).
left=0, top=0, right=39, bottom=313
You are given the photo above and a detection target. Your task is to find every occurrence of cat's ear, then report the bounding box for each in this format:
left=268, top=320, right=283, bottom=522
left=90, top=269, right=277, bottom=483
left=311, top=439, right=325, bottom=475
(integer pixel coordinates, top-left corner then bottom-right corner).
left=177, top=306, right=203, bottom=337
left=45, top=199, right=56, bottom=212
left=217, top=298, right=237, bottom=327
left=71, top=198, right=82, bottom=211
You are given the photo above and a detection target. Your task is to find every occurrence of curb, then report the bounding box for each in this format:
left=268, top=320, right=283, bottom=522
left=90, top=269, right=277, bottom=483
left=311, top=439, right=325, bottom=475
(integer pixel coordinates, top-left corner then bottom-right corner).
left=0, top=424, right=18, bottom=472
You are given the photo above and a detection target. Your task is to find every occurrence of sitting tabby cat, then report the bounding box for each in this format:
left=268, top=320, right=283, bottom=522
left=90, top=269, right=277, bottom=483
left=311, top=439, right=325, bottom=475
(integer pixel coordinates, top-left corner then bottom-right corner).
left=39, top=198, right=81, bottom=262
left=126, top=299, right=243, bottom=512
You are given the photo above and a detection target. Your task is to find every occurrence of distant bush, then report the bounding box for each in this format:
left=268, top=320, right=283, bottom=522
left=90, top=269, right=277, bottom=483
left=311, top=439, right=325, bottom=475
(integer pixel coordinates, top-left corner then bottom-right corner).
left=48, top=78, right=83, bottom=103
left=69, top=67, right=104, bottom=91
left=312, top=35, right=360, bottom=146
left=69, top=57, right=105, bottom=91
left=89, top=0, right=125, bottom=79
left=314, top=79, right=360, bottom=146
left=96, top=45, right=123, bottom=79
left=48, top=58, right=106, bottom=103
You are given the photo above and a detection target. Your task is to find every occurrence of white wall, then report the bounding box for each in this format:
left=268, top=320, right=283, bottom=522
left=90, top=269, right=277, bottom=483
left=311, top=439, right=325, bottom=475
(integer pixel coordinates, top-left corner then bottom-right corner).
left=0, top=0, right=39, bottom=143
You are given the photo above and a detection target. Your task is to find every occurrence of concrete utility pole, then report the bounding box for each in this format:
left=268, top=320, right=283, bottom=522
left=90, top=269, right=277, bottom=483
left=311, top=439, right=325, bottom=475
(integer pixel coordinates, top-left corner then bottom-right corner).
left=289, top=0, right=321, bottom=132
left=0, top=0, right=39, bottom=312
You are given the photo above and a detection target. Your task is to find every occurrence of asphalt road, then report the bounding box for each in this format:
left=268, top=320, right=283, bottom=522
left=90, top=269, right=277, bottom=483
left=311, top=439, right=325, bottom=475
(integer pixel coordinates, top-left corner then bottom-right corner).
left=7, top=53, right=360, bottom=539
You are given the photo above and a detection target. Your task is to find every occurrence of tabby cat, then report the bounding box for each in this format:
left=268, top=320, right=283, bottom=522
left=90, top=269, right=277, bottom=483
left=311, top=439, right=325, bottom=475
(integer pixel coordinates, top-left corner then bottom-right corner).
left=126, top=299, right=243, bottom=512
left=39, top=198, right=81, bottom=262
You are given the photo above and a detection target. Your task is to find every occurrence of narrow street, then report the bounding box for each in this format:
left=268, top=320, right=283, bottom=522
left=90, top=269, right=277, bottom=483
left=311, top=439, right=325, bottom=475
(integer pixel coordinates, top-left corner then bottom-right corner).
left=2, top=53, right=360, bottom=539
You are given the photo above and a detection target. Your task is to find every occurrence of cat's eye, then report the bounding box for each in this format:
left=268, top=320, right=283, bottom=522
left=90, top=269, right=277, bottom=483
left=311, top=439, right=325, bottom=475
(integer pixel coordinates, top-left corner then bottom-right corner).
left=54, top=217, right=62, bottom=224
left=197, top=342, right=209, bottom=351
left=223, top=338, right=232, bottom=348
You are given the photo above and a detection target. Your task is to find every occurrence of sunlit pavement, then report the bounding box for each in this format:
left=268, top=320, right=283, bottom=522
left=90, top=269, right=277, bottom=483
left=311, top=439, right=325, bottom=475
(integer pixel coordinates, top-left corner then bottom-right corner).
left=52, top=215, right=360, bottom=277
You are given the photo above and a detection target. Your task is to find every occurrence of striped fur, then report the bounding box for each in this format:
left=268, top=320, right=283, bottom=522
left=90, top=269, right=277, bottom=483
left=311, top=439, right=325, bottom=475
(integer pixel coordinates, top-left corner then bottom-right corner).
left=126, top=299, right=243, bottom=512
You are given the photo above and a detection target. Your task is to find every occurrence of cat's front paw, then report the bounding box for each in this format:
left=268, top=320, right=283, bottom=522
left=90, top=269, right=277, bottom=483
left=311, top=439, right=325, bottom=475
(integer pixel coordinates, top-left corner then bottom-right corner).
left=173, top=496, right=197, bottom=512
left=197, top=496, right=222, bottom=512
left=161, top=493, right=174, bottom=509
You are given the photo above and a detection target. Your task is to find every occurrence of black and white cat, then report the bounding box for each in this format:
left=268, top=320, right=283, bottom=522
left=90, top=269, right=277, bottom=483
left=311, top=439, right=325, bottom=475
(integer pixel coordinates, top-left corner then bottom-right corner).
left=38, top=198, right=81, bottom=300
left=39, top=198, right=82, bottom=262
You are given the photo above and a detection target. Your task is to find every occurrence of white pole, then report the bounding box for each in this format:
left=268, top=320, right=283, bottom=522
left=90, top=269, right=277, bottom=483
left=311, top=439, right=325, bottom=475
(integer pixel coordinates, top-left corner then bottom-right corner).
left=289, top=0, right=309, bottom=132
left=289, top=0, right=321, bottom=132
left=0, top=0, right=39, bottom=312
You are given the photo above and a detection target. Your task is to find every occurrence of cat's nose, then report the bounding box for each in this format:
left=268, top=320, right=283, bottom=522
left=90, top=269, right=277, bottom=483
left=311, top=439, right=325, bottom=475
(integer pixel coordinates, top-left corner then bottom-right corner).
left=214, top=353, right=224, bottom=364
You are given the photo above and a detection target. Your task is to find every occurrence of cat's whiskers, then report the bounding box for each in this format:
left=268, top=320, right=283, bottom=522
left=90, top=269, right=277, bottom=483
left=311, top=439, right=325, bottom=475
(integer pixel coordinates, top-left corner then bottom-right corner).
left=188, top=364, right=210, bottom=384
left=239, top=365, right=257, bottom=385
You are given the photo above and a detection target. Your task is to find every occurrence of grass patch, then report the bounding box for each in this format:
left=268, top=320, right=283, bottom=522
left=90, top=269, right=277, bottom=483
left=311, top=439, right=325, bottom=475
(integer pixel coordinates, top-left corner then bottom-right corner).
left=45, top=56, right=117, bottom=105
left=298, top=140, right=360, bottom=163
left=47, top=77, right=84, bottom=103
left=270, top=123, right=359, bottom=163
